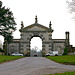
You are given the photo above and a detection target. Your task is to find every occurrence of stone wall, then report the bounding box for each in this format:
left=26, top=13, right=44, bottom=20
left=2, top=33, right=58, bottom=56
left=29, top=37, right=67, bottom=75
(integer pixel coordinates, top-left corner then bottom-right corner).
left=52, top=39, right=65, bottom=54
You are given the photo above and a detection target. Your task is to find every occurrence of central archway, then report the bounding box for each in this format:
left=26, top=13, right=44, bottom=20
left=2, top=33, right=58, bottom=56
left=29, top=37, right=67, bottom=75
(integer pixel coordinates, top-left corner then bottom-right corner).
left=30, top=37, right=42, bottom=57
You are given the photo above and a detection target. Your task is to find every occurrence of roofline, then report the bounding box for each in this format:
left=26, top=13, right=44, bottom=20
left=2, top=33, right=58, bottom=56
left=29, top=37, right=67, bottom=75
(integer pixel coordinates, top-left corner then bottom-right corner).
left=52, top=39, right=65, bottom=40
left=19, top=23, right=49, bottom=31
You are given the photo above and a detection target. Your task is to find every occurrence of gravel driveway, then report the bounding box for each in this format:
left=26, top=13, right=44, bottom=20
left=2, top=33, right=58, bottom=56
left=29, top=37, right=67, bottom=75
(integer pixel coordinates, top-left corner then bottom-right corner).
left=0, top=57, right=75, bottom=75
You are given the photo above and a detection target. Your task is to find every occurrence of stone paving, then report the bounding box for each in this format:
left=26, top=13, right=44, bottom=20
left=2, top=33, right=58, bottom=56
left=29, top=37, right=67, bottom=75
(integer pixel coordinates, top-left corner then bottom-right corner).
left=0, top=57, right=75, bottom=75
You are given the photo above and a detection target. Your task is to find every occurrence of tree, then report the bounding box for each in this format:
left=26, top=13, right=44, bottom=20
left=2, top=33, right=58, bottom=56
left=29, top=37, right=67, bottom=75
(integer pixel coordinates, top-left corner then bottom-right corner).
left=0, top=48, right=4, bottom=55
left=0, top=48, right=4, bottom=53
left=0, top=1, right=16, bottom=43
left=63, top=48, right=68, bottom=55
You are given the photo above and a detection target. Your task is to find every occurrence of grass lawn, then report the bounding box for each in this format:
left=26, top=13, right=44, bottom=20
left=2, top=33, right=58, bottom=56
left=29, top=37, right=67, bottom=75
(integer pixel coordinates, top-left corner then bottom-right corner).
left=0, top=55, right=24, bottom=63
left=46, top=55, right=75, bottom=75
left=46, top=71, right=75, bottom=75
left=46, top=55, right=75, bottom=65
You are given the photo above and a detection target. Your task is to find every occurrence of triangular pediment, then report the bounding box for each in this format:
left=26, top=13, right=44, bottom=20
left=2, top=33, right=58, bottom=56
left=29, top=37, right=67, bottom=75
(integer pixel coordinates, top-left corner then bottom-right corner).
left=22, top=23, right=49, bottom=31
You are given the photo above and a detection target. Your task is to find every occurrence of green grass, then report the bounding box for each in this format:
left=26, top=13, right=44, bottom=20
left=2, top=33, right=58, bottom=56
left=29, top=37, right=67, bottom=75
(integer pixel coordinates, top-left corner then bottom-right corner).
left=0, top=55, right=24, bottom=63
left=46, top=55, right=75, bottom=65
left=46, top=55, right=75, bottom=75
left=45, top=71, right=75, bottom=75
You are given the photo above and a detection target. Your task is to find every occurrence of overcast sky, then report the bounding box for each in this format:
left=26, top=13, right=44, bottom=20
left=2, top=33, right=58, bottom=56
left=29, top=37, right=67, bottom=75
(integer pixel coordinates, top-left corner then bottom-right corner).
left=0, top=0, right=75, bottom=49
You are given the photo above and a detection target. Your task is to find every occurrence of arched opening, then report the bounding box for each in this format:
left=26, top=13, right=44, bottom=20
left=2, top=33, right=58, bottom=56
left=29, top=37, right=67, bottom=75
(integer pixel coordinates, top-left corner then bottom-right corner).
left=30, top=37, right=42, bottom=57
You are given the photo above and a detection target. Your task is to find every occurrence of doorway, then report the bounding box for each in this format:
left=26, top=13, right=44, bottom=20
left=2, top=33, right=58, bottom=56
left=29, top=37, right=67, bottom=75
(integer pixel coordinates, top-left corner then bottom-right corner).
left=30, top=37, right=42, bottom=57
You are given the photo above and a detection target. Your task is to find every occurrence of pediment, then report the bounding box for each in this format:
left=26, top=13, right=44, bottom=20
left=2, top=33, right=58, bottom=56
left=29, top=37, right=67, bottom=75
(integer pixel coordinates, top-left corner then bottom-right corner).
left=22, top=23, right=49, bottom=31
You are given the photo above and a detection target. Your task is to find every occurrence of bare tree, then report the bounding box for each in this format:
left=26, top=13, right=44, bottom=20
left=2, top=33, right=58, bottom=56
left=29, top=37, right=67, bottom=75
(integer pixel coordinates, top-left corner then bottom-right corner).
left=67, top=0, right=75, bottom=19
left=67, top=0, right=75, bottom=13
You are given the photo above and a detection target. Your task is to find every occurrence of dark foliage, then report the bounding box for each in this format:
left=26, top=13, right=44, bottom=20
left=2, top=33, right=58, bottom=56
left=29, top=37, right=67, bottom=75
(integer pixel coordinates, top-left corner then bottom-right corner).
left=0, top=48, right=4, bottom=53
left=63, top=48, right=68, bottom=55
left=0, top=1, right=16, bottom=43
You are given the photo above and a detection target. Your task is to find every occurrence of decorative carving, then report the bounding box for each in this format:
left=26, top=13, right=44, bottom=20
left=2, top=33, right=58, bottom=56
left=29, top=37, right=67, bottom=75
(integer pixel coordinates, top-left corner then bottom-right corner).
left=49, top=21, right=54, bottom=33
left=21, top=21, right=24, bottom=29
left=42, top=45, right=45, bottom=47
left=42, top=37, right=45, bottom=40
left=49, top=33, right=52, bottom=36
left=27, top=37, right=29, bottom=40
left=35, top=15, right=38, bottom=23
left=49, top=21, right=52, bottom=28
left=49, top=45, right=51, bottom=47
left=26, top=45, right=30, bottom=47
left=29, top=34, right=32, bottom=36
left=33, top=32, right=39, bottom=36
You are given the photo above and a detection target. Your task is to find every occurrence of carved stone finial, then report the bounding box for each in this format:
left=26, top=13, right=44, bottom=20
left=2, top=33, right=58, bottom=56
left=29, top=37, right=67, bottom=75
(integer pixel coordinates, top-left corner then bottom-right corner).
left=49, top=21, right=52, bottom=28
left=35, top=15, right=38, bottom=23
left=49, top=21, right=54, bottom=33
left=21, top=21, right=24, bottom=28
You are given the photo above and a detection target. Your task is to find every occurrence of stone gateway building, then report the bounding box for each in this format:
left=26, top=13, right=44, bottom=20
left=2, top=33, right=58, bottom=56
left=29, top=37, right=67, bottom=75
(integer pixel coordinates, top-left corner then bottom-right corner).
left=6, top=16, right=70, bottom=56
